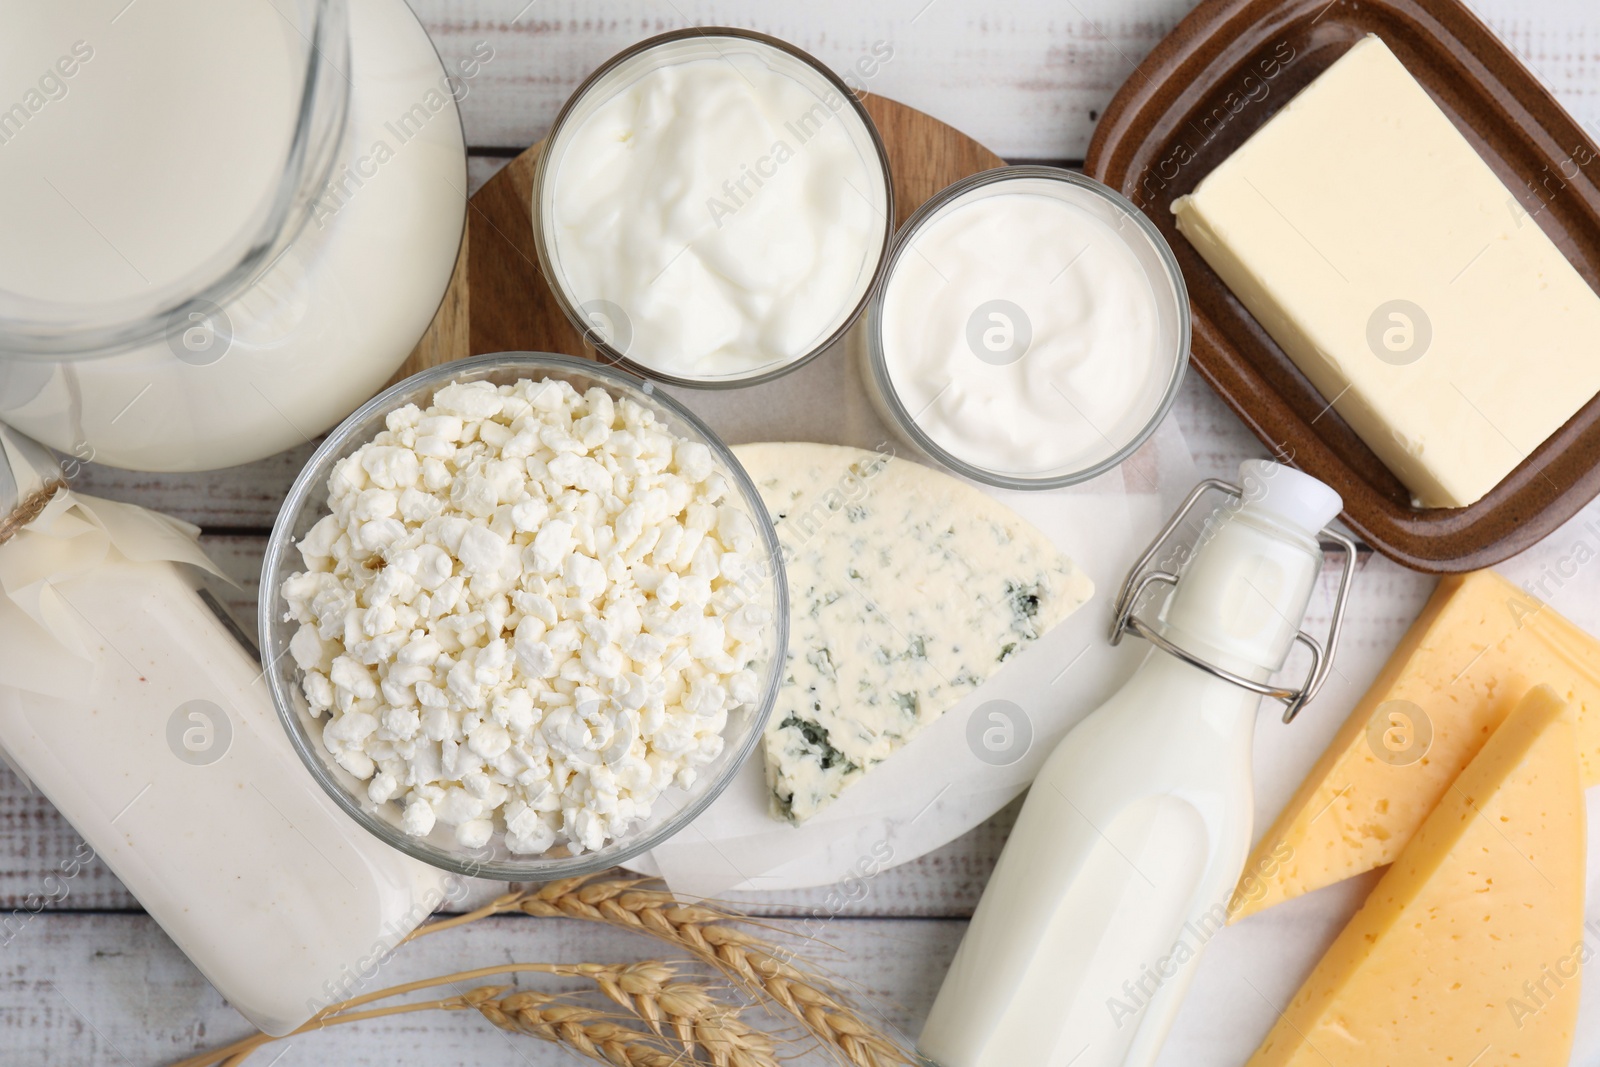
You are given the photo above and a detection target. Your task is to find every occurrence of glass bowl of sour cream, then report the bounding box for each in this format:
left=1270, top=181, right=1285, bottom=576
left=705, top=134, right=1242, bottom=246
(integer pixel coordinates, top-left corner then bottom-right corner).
left=863, top=167, right=1190, bottom=489
left=533, top=29, right=894, bottom=388
left=260, top=352, right=788, bottom=881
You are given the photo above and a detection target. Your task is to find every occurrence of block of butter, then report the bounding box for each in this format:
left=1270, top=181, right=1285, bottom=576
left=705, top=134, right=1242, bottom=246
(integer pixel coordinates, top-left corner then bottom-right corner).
left=1174, top=36, right=1600, bottom=508
left=1232, top=569, right=1600, bottom=920
left=1246, top=684, right=1585, bottom=1067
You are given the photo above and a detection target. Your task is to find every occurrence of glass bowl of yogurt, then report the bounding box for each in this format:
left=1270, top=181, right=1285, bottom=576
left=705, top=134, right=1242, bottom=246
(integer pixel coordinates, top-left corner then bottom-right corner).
left=533, top=29, right=894, bottom=388
left=260, top=352, right=788, bottom=880
left=863, top=167, right=1190, bottom=489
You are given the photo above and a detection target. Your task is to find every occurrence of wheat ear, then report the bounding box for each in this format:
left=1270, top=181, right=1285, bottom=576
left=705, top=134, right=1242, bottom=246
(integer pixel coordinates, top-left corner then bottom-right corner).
left=413, top=874, right=916, bottom=1067
left=477, top=984, right=778, bottom=1067
left=171, top=963, right=724, bottom=1067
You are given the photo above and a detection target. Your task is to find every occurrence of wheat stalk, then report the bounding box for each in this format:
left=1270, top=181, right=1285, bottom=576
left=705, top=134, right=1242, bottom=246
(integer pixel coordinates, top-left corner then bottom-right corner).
left=413, top=874, right=916, bottom=1067
left=470, top=985, right=731, bottom=1067
left=211, top=985, right=690, bottom=1067
left=499, top=961, right=778, bottom=1064
left=478, top=984, right=778, bottom=1067
left=173, top=961, right=787, bottom=1067
left=176, top=873, right=915, bottom=1067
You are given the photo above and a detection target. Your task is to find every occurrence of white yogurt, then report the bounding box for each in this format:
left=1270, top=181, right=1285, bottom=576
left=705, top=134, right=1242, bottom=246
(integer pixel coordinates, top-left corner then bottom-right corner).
left=543, top=38, right=889, bottom=382
left=876, top=175, right=1182, bottom=481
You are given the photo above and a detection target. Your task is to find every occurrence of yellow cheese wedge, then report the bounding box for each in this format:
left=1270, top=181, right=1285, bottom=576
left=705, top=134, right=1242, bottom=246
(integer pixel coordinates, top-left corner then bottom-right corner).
left=1232, top=569, right=1600, bottom=919
left=1246, top=684, right=1586, bottom=1067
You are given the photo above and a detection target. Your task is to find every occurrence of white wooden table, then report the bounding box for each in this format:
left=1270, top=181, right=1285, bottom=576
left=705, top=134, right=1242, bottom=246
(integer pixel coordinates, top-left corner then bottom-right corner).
left=5, top=1, right=1600, bottom=1063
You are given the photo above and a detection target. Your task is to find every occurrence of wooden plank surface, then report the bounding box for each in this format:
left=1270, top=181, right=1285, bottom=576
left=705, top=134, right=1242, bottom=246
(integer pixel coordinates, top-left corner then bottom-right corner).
left=9, top=1, right=1600, bottom=1063
left=12, top=896, right=1599, bottom=1066
left=408, top=0, right=1600, bottom=159
left=0, top=913, right=961, bottom=1065
left=67, top=372, right=1269, bottom=527
left=0, top=531, right=1440, bottom=917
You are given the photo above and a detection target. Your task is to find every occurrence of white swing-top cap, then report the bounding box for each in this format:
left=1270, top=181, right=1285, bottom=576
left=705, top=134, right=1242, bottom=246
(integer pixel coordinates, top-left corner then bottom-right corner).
left=1237, top=459, right=1342, bottom=539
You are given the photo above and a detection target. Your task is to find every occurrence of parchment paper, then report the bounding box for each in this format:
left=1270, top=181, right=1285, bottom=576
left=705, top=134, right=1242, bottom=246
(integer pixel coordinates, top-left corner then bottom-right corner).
left=633, top=327, right=1199, bottom=895
left=0, top=425, right=225, bottom=703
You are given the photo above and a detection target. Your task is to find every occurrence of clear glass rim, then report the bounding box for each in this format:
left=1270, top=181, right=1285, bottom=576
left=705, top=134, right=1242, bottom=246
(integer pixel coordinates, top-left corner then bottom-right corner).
left=531, top=26, right=895, bottom=390
left=259, top=351, right=789, bottom=880
left=0, top=0, right=351, bottom=360
left=865, top=165, right=1192, bottom=491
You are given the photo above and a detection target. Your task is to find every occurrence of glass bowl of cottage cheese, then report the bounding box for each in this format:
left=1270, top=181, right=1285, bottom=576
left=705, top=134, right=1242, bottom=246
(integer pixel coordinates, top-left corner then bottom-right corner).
left=532, top=28, right=894, bottom=388
left=260, top=352, right=787, bottom=879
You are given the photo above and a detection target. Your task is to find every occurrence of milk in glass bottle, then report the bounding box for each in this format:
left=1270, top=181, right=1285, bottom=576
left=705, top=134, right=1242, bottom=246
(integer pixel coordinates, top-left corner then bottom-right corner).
left=919, top=459, right=1356, bottom=1067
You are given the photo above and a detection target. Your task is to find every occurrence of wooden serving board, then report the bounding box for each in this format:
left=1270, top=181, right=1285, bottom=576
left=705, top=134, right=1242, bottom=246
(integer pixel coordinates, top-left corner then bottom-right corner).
left=392, top=94, right=1004, bottom=380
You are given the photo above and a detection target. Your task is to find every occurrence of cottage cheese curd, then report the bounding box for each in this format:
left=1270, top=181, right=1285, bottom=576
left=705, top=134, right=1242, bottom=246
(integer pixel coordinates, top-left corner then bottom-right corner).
left=541, top=38, right=889, bottom=381
left=280, top=378, right=769, bottom=855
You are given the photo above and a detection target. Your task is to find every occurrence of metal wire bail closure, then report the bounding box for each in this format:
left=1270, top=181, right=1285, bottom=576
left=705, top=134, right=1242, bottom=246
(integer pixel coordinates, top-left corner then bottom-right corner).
left=1108, top=478, right=1358, bottom=724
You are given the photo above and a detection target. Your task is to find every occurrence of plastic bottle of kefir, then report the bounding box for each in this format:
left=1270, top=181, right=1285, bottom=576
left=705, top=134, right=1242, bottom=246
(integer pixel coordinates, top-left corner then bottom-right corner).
left=0, top=426, right=451, bottom=1035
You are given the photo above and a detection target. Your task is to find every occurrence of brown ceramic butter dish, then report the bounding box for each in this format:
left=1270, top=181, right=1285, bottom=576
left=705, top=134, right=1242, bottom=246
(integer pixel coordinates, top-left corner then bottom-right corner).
left=1085, top=0, right=1600, bottom=573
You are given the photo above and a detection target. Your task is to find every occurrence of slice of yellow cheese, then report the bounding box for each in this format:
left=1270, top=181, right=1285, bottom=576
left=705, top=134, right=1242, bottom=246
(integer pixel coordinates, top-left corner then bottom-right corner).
left=1246, top=684, right=1586, bottom=1067
left=1233, top=570, right=1600, bottom=919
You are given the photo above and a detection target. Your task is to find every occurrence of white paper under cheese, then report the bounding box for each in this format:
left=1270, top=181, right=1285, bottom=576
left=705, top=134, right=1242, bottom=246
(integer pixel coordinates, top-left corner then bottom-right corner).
left=735, top=442, right=1094, bottom=823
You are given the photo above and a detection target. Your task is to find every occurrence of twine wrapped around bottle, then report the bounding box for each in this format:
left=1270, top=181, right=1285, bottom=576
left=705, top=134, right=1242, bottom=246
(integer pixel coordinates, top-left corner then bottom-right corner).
left=0, top=479, right=67, bottom=547
left=0, top=425, right=227, bottom=700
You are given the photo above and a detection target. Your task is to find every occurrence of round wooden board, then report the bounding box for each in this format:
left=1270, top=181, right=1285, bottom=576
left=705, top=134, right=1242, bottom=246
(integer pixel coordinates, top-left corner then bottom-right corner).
left=392, top=94, right=1005, bottom=381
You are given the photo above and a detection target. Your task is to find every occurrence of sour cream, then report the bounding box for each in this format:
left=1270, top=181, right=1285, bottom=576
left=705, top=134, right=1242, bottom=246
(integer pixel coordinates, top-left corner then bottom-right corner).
left=872, top=171, right=1187, bottom=484
left=539, top=35, right=891, bottom=383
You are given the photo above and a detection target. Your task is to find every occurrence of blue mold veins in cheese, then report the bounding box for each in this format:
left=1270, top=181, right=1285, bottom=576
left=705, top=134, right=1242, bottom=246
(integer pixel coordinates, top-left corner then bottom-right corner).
left=734, top=442, right=1094, bottom=824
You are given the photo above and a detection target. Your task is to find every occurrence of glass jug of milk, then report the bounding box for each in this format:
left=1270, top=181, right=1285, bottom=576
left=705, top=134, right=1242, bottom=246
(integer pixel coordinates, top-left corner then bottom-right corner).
left=918, top=460, right=1358, bottom=1067
left=0, top=0, right=467, bottom=472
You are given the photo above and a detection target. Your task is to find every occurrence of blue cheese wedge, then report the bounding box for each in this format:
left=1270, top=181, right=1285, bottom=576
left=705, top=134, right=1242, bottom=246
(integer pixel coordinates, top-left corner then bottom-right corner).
left=735, top=442, right=1094, bottom=823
